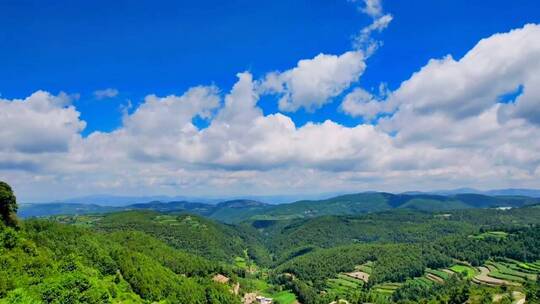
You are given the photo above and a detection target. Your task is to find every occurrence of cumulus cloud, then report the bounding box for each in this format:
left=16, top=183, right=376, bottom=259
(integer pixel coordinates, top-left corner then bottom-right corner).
left=94, top=88, right=119, bottom=99
left=387, top=24, right=540, bottom=120
left=261, top=51, right=366, bottom=112
left=259, top=0, right=392, bottom=113
left=0, top=91, right=85, bottom=154
left=2, top=24, right=540, bottom=201
left=498, top=73, right=540, bottom=125
left=123, top=85, right=220, bottom=136
left=340, top=87, right=393, bottom=120
left=374, top=24, right=540, bottom=181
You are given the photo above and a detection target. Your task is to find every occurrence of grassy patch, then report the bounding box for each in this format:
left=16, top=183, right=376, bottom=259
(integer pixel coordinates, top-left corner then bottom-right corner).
left=260, top=290, right=297, bottom=304
left=449, top=264, right=477, bottom=278
left=269, top=291, right=297, bottom=304
left=469, top=231, right=508, bottom=240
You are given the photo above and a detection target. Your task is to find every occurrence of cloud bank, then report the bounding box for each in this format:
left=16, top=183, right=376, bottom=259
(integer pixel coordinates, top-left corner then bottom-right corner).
left=1, top=4, right=539, bottom=201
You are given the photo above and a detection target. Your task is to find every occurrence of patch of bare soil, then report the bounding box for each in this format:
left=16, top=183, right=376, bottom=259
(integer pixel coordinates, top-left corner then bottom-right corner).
left=345, top=271, right=370, bottom=282
left=472, top=266, right=517, bottom=286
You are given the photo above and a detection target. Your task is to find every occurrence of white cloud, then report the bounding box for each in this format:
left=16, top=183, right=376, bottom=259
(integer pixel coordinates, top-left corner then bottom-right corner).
left=0, top=91, right=85, bottom=154
left=261, top=51, right=366, bottom=112
left=94, top=88, right=119, bottom=99
left=351, top=0, right=393, bottom=55
left=123, top=85, right=220, bottom=136
left=387, top=24, right=540, bottom=120
left=374, top=24, right=540, bottom=181
left=362, top=0, right=383, bottom=18
left=353, top=14, right=393, bottom=54
left=2, top=25, right=540, bottom=201
left=340, top=87, right=393, bottom=120
left=498, top=73, right=540, bottom=125
left=259, top=0, right=392, bottom=113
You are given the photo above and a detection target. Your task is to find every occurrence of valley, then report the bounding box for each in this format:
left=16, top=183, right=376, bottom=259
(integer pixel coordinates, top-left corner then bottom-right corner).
left=2, top=182, right=540, bottom=303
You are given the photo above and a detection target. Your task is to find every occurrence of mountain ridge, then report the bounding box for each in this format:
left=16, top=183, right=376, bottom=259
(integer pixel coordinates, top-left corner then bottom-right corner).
left=19, top=191, right=540, bottom=222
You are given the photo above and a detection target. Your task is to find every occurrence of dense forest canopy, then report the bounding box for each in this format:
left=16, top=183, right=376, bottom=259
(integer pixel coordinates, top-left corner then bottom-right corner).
left=2, top=181, right=540, bottom=303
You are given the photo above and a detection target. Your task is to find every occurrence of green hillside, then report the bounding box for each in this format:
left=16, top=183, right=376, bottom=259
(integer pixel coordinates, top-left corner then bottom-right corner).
left=92, top=210, right=271, bottom=264
left=0, top=197, right=241, bottom=303
left=4, top=181, right=540, bottom=304
left=222, top=192, right=540, bottom=223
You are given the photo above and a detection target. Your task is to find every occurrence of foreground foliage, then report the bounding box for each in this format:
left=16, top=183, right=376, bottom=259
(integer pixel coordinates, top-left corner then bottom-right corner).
left=0, top=193, right=242, bottom=304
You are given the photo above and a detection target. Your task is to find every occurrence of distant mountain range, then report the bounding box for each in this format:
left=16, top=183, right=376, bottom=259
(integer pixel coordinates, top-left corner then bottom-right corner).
left=18, top=199, right=271, bottom=221
left=25, top=192, right=343, bottom=206
left=25, top=188, right=540, bottom=206
left=19, top=192, right=540, bottom=223
left=27, top=194, right=222, bottom=207
left=427, top=188, right=540, bottom=197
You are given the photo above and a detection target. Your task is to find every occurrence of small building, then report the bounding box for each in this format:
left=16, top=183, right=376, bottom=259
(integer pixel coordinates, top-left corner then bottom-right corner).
left=212, top=274, right=230, bottom=284
left=255, top=296, right=273, bottom=304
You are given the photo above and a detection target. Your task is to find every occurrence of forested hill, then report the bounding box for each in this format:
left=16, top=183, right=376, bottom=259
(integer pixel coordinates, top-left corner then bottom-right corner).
left=219, top=192, right=540, bottom=222
left=248, top=206, right=540, bottom=262
left=90, top=210, right=271, bottom=265
left=3, top=180, right=540, bottom=304
left=18, top=199, right=271, bottom=222
left=0, top=182, right=243, bottom=303
left=19, top=192, right=540, bottom=223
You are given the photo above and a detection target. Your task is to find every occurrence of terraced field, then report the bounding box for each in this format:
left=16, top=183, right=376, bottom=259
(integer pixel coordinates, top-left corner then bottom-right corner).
left=344, top=271, right=369, bottom=283
left=372, top=282, right=402, bottom=295
left=325, top=261, right=396, bottom=299
left=323, top=258, right=536, bottom=302
left=473, top=266, right=513, bottom=286
left=355, top=261, right=373, bottom=274
left=473, top=259, right=539, bottom=287
left=448, top=264, right=477, bottom=278
left=515, top=260, right=540, bottom=273
left=411, top=276, right=436, bottom=288
left=425, top=268, right=450, bottom=283
left=325, top=274, right=364, bottom=297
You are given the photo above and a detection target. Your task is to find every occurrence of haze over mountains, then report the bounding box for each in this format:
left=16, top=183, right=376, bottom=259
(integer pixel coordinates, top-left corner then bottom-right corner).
left=25, top=192, right=346, bottom=206
left=27, top=187, right=540, bottom=205
left=19, top=190, right=540, bottom=222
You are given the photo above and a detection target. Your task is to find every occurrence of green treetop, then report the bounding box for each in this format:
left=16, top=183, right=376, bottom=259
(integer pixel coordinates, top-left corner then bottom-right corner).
left=0, top=181, right=18, bottom=227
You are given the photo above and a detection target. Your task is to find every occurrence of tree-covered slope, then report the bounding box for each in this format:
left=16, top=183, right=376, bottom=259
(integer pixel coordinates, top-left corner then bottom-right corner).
left=248, top=207, right=540, bottom=263
left=92, top=210, right=271, bottom=264
left=0, top=220, right=242, bottom=303
left=4, top=179, right=540, bottom=304
left=0, top=183, right=242, bottom=304
left=224, top=192, right=540, bottom=222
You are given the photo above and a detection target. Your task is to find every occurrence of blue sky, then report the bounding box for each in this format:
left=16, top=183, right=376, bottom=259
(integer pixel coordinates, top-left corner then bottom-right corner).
left=2, top=0, right=538, bottom=133
left=1, top=0, right=540, bottom=201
